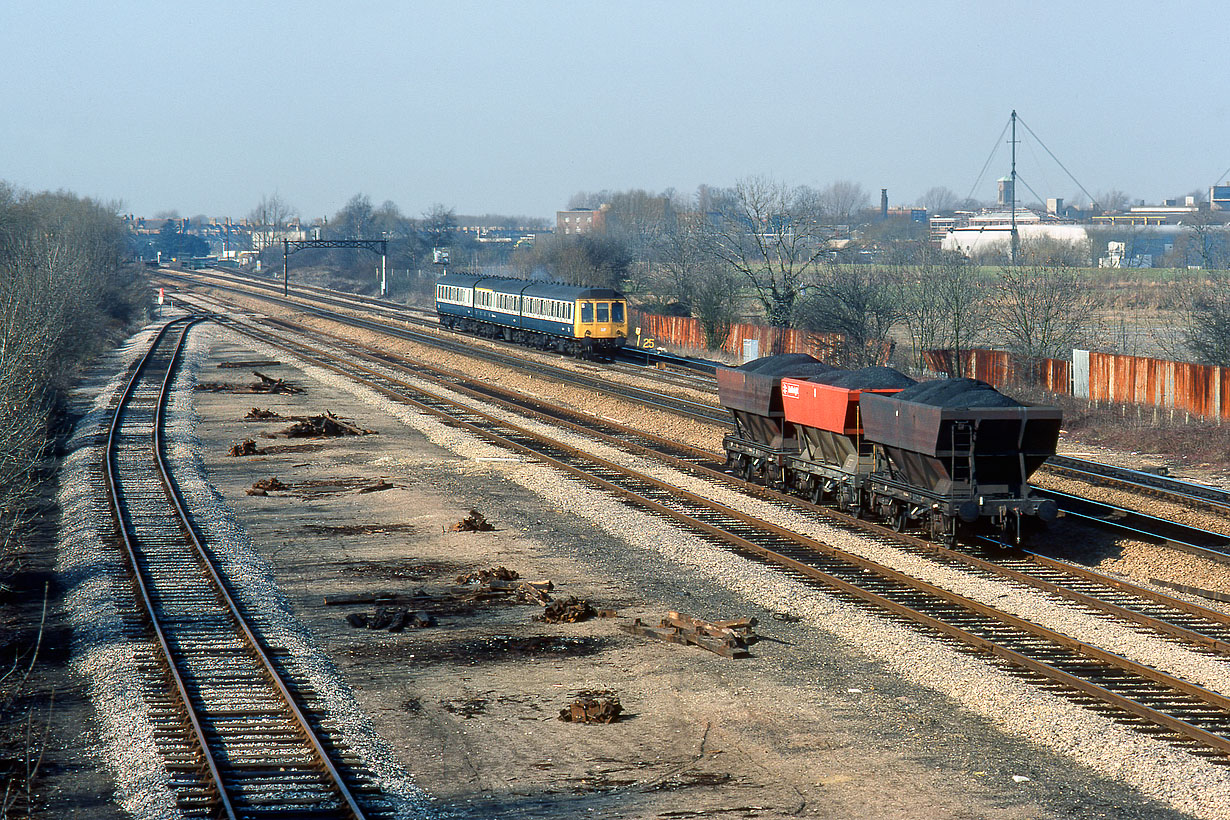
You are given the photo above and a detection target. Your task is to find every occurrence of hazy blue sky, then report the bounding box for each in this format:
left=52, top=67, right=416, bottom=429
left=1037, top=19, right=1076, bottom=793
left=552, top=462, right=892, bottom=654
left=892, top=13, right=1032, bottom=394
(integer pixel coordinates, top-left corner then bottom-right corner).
left=3, top=1, right=1227, bottom=221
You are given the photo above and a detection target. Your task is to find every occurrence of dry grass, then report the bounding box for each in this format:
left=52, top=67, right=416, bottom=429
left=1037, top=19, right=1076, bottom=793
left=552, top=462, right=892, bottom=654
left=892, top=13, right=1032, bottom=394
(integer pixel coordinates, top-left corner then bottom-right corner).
left=1014, top=384, right=1230, bottom=469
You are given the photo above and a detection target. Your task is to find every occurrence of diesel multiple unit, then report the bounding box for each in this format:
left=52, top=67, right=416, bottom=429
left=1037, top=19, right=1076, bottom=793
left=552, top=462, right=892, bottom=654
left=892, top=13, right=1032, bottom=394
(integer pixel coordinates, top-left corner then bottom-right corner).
left=435, top=273, right=628, bottom=357
left=718, top=355, right=1061, bottom=544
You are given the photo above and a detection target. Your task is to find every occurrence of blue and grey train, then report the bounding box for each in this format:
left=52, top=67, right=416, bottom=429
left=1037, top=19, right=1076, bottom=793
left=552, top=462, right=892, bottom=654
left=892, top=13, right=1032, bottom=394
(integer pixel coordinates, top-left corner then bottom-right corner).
left=434, top=273, right=628, bottom=357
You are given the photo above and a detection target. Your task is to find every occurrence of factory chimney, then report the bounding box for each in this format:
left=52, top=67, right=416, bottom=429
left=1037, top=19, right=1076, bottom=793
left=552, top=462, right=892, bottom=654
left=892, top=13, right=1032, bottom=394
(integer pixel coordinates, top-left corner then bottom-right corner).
left=880, top=188, right=888, bottom=219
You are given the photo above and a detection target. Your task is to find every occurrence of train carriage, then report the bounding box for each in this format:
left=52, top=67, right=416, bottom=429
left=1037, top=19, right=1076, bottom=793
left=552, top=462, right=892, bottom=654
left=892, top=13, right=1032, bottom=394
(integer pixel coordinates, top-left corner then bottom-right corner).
left=435, top=273, right=627, bottom=357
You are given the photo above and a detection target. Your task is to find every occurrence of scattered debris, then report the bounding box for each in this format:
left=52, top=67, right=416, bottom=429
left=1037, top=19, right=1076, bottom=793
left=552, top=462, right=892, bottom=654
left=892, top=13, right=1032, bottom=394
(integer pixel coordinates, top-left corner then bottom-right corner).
left=324, top=589, right=431, bottom=606
left=621, top=612, right=757, bottom=659
left=245, top=407, right=282, bottom=420
left=536, top=597, right=597, bottom=624
left=559, top=691, right=622, bottom=724
left=228, top=439, right=264, bottom=457
left=453, top=569, right=554, bottom=605
left=357, top=479, right=394, bottom=494
left=346, top=606, right=436, bottom=632
left=246, top=476, right=288, bottom=495
left=196, top=372, right=304, bottom=394
left=219, top=360, right=282, bottom=369
left=456, top=566, right=518, bottom=584
left=252, top=371, right=303, bottom=394
left=1012, top=775, right=1032, bottom=784
left=280, top=411, right=372, bottom=438
left=771, top=612, right=803, bottom=623
left=449, top=510, right=494, bottom=532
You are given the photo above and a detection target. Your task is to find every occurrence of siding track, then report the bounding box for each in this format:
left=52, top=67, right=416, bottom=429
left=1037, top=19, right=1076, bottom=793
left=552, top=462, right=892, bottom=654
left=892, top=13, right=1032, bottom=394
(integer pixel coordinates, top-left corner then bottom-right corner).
left=104, top=316, right=386, bottom=819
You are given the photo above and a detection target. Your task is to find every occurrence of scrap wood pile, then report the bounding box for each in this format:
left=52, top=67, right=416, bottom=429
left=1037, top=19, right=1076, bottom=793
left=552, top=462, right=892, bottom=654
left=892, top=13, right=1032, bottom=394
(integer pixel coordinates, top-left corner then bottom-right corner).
left=346, top=606, right=436, bottom=632
left=251, top=371, right=303, bottom=394
left=247, top=477, right=288, bottom=495
left=621, top=611, right=757, bottom=659
left=195, top=372, right=303, bottom=394
left=534, top=596, right=609, bottom=624
left=228, top=439, right=264, bottom=457
left=559, top=691, right=622, bottom=724
left=245, top=407, right=282, bottom=420
left=279, top=411, right=372, bottom=438
left=454, top=567, right=553, bottom=605
left=449, top=510, right=493, bottom=532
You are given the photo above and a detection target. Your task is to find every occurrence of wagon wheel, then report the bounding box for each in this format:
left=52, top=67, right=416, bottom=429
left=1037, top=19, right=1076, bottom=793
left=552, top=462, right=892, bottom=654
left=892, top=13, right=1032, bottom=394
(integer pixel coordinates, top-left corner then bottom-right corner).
left=930, top=513, right=956, bottom=546
left=809, top=482, right=824, bottom=505
left=741, top=457, right=756, bottom=482
left=890, top=504, right=908, bottom=532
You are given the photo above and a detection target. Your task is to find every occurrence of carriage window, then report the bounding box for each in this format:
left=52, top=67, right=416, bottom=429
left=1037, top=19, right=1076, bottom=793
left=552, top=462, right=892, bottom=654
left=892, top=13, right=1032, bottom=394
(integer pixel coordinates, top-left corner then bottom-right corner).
left=596, top=303, right=610, bottom=322
left=581, top=302, right=593, bottom=323
left=612, top=301, right=624, bottom=322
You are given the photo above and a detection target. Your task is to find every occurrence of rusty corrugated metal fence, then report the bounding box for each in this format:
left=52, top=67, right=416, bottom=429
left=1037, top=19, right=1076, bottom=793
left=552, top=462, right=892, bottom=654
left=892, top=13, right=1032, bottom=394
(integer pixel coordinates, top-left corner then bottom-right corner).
left=927, top=347, right=1230, bottom=421
left=636, top=308, right=1230, bottom=420
left=630, top=311, right=849, bottom=360
left=1079, top=351, right=1227, bottom=419
left=922, top=349, right=1070, bottom=393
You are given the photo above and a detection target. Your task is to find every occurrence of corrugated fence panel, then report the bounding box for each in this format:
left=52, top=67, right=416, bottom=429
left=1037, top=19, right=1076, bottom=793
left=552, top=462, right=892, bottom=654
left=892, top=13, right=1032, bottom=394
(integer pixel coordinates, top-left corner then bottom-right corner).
left=636, top=311, right=1226, bottom=420
left=631, top=310, right=846, bottom=360
left=922, top=349, right=1068, bottom=392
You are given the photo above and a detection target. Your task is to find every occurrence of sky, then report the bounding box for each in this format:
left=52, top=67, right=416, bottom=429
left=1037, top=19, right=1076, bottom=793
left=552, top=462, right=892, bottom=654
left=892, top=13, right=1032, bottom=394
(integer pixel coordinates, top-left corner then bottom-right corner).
left=3, top=1, right=1228, bottom=222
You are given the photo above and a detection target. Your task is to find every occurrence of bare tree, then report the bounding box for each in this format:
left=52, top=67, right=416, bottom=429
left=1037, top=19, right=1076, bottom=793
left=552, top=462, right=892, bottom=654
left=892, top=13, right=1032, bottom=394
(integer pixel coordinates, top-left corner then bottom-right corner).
left=918, top=186, right=958, bottom=213
left=900, top=250, right=990, bottom=376
left=248, top=192, right=294, bottom=229
left=1095, top=189, right=1131, bottom=213
left=1171, top=273, right=1230, bottom=365
left=991, top=262, right=1102, bottom=381
left=691, top=263, right=743, bottom=350
left=794, top=264, right=905, bottom=367
left=818, top=180, right=869, bottom=225
left=700, top=176, right=831, bottom=328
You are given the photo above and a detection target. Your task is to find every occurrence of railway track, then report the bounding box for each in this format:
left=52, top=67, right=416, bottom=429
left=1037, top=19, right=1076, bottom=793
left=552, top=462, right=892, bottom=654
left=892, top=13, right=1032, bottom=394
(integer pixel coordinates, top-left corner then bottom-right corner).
left=1047, top=454, right=1230, bottom=513
left=162, top=269, right=1230, bottom=536
left=177, top=299, right=1230, bottom=759
left=177, top=282, right=1230, bottom=562
left=104, top=315, right=387, bottom=819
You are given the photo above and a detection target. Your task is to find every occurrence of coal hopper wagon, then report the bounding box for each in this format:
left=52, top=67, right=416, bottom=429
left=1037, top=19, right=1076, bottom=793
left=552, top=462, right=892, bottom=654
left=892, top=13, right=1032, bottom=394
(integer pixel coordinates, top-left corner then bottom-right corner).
left=858, top=378, right=1061, bottom=544
left=717, top=356, right=1062, bottom=544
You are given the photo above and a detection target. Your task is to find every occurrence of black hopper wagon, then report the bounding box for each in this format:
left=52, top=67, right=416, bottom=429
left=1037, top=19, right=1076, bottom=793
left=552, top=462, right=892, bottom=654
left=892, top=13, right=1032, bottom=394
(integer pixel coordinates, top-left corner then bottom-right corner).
left=859, top=378, right=1061, bottom=544
left=718, top=355, right=1062, bottom=545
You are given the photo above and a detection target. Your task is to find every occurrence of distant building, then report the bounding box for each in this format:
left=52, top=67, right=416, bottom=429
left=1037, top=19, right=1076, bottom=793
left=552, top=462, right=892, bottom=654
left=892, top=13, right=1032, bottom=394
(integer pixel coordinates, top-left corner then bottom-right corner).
left=997, top=176, right=1015, bottom=207
left=885, top=207, right=928, bottom=223
left=1212, top=184, right=1230, bottom=211
left=1091, top=205, right=1196, bottom=227
left=556, top=205, right=609, bottom=235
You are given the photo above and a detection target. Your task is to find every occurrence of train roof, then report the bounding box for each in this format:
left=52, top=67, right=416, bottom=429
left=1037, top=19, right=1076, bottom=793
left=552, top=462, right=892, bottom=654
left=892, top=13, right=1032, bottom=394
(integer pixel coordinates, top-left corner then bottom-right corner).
left=436, top=272, right=623, bottom=300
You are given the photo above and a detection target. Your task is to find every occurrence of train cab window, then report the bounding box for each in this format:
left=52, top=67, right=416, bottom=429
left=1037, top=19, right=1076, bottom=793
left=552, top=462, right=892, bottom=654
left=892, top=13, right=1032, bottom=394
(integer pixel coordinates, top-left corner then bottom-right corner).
left=612, top=301, right=624, bottom=322
left=596, top=303, right=610, bottom=323
left=581, top=302, right=593, bottom=323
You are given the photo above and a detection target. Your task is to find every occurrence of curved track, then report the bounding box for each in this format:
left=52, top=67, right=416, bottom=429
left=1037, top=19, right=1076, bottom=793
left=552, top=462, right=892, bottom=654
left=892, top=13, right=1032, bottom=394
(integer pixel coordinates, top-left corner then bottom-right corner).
left=105, top=316, right=385, bottom=819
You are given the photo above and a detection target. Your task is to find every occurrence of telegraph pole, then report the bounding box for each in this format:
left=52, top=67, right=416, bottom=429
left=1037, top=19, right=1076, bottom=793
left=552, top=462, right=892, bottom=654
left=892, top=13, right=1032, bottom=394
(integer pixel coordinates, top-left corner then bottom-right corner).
left=1010, top=109, right=1019, bottom=265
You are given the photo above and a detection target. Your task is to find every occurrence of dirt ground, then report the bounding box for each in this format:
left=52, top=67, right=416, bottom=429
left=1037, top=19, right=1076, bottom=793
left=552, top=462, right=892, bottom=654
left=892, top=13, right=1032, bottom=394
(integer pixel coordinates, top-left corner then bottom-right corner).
left=112, top=329, right=1184, bottom=820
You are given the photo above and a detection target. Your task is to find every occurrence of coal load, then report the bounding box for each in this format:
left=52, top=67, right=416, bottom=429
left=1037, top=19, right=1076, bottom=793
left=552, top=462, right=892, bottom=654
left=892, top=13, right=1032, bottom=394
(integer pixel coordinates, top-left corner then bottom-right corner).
left=890, top=377, right=1023, bottom=408
left=811, top=366, right=917, bottom=391
left=717, top=354, right=838, bottom=449
left=737, top=354, right=837, bottom=380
